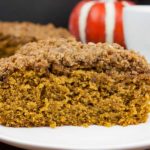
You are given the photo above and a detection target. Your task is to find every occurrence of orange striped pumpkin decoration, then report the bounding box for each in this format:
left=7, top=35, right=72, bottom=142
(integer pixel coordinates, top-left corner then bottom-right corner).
left=69, top=0, right=134, bottom=47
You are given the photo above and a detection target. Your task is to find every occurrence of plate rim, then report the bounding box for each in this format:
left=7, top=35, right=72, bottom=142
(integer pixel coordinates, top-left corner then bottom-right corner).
left=1, top=127, right=150, bottom=150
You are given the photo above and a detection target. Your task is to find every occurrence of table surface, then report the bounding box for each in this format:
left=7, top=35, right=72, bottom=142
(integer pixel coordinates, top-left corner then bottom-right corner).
left=0, top=142, right=22, bottom=150
left=1, top=142, right=150, bottom=150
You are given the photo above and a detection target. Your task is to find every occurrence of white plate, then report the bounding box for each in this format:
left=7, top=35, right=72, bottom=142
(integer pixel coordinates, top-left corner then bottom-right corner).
left=0, top=117, right=150, bottom=150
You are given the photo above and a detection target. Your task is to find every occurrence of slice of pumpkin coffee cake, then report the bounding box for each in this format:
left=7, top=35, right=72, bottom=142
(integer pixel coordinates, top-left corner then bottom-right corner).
left=0, top=38, right=149, bottom=127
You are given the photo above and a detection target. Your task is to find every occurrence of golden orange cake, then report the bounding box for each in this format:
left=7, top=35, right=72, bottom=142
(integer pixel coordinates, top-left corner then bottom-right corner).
left=0, top=22, right=72, bottom=57
left=0, top=38, right=149, bottom=127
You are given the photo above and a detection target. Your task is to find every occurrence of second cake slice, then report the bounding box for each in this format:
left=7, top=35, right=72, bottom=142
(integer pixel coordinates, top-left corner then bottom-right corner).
left=0, top=22, right=72, bottom=57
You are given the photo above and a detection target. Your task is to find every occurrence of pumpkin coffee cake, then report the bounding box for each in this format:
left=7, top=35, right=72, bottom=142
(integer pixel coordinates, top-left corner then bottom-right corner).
left=0, top=38, right=149, bottom=127
left=0, top=22, right=72, bottom=57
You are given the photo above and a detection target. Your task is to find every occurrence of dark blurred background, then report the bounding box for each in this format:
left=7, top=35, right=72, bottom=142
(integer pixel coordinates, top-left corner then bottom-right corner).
left=0, top=0, right=149, bottom=28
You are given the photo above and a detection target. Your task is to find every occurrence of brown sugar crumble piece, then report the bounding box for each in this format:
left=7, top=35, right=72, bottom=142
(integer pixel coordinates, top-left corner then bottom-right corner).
left=0, top=38, right=149, bottom=128
left=0, top=22, right=72, bottom=57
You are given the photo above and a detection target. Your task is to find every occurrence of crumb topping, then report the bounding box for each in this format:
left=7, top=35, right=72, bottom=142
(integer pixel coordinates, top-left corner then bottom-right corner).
left=0, top=22, right=72, bottom=39
left=0, top=38, right=149, bottom=77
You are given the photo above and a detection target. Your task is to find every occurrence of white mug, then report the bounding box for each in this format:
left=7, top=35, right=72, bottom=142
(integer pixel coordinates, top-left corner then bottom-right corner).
left=123, top=6, right=150, bottom=62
